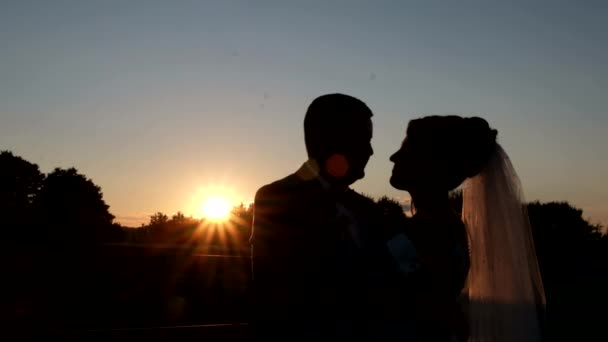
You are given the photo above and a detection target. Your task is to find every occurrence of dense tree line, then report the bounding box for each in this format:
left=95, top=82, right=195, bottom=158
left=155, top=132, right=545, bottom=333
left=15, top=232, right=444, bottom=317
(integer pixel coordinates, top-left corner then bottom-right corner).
left=0, top=151, right=120, bottom=246
left=3, top=150, right=604, bottom=262
left=126, top=205, right=253, bottom=248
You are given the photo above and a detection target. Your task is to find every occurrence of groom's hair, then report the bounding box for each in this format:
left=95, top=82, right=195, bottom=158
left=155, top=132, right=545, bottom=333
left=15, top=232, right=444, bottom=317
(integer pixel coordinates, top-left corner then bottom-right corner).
left=304, top=93, right=373, bottom=158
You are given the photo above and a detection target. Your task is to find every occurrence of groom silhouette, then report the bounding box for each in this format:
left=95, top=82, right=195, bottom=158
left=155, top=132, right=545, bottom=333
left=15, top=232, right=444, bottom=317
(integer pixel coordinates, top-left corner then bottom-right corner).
left=250, top=94, right=390, bottom=339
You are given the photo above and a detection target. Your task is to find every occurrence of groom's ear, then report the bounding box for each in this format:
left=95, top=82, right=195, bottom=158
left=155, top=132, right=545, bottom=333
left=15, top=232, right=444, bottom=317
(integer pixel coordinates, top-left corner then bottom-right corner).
left=325, top=154, right=349, bottom=178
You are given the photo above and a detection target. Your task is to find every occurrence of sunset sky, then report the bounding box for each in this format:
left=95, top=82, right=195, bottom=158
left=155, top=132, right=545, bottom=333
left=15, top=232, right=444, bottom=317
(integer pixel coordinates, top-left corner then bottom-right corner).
left=1, top=1, right=607, bottom=227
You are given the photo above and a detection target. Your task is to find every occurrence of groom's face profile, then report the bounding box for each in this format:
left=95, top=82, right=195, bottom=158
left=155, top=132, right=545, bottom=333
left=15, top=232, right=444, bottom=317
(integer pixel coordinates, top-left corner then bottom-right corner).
left=318, top=117, right=373, bottom=188
left=330, top=117, right=373, bottom=184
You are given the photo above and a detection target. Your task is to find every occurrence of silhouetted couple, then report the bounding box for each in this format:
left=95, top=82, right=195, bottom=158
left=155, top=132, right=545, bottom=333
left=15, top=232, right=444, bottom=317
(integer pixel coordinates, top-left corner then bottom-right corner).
left=250, top=94, right=546, bottom=341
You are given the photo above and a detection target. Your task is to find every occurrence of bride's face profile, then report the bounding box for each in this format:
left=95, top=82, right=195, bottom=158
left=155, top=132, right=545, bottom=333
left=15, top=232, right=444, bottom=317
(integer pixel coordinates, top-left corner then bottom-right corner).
left=389, top=136, right=432, bottom=192
left=389, top=132, right=451, bottom=194
left=389, top=138, right=409, bottom=190
left=390, top=116, right=498, bottom=196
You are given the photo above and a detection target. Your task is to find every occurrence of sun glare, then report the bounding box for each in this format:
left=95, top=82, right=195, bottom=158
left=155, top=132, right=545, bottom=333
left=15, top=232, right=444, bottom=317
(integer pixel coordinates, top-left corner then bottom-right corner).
left=201, top=197, right=232, bottom=222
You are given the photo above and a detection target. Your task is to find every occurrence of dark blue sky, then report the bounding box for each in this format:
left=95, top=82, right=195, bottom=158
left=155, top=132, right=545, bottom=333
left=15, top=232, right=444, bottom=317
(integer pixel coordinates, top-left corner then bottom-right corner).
left=1, top=1, right=606, bottom=226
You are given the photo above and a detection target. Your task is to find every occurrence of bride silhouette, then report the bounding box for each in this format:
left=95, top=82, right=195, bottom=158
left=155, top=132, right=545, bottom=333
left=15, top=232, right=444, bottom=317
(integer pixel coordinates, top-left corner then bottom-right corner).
left=389, top=116, right=546, bottom=342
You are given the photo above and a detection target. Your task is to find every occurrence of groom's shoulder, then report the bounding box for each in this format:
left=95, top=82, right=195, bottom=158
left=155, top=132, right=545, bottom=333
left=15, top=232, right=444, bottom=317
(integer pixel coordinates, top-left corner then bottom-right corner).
left=254, top=174, right=301, bottom=205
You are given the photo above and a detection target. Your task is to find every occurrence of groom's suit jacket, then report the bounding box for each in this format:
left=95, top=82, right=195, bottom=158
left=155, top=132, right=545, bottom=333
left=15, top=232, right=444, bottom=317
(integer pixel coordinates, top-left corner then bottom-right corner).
left=250, top=161, right=394, bottom=339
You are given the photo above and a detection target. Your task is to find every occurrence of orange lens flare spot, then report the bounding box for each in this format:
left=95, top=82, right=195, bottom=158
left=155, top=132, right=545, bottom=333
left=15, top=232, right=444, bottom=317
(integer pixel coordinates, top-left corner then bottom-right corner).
left=326, top=154, right=349, bottom=178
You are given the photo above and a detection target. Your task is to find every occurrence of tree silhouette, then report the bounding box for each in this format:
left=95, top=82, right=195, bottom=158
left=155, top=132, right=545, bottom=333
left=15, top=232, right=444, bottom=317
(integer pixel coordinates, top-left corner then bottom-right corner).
left=376, top=196, right=409, bottom=238
left=526, top=202, right=607, bottom=340
left=34, top=167, right=115, bottom=245
left=171, top=211, right=186, bottom=224
left=376, top=196, right=406, bottom=217
left=527, top=201, right=604, bottom=279
left=0, top=151, right=44, bottom=242
left=149, top=212, right=169, bottom=226
left=229, top=203, right=254, bottom=243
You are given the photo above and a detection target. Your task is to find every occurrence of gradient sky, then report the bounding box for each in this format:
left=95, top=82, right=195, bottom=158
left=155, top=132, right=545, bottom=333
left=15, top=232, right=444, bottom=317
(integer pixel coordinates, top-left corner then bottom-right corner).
left=1, top=1, right=607, bottom=227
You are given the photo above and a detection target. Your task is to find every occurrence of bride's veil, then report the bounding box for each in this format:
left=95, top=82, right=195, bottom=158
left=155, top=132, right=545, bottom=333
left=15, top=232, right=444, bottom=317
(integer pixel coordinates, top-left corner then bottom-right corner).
left=462, top=144, right=546, bottom=342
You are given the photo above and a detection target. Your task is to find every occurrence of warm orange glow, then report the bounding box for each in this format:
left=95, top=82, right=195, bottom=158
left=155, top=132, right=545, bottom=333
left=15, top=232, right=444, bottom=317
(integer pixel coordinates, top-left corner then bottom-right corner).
left=200, top=196, right=231, bottom=222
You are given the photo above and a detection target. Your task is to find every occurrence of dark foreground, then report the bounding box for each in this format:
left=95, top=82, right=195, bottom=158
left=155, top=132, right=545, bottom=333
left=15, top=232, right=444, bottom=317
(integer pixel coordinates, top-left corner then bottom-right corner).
left=1, top=243, right=252, bottom=340
left=2, top=242, right=607, bottom=341
left=32, top=323, right=250, bottom=340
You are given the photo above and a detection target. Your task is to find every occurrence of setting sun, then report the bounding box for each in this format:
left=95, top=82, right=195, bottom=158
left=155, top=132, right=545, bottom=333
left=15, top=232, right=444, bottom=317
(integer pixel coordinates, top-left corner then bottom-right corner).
left=201, top=197, right=232, bottom=222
